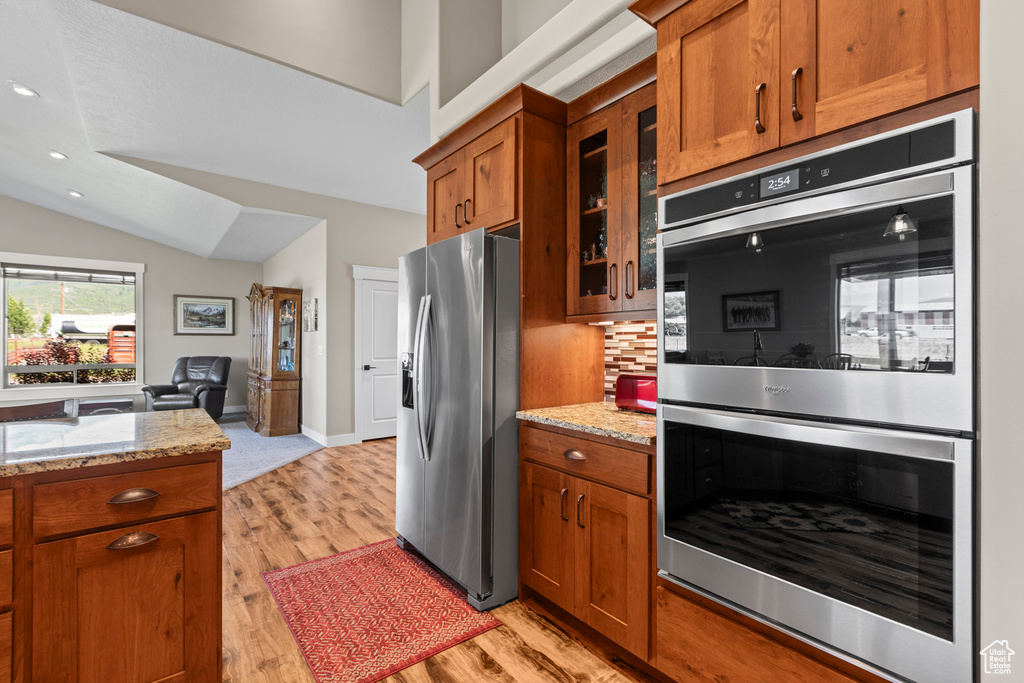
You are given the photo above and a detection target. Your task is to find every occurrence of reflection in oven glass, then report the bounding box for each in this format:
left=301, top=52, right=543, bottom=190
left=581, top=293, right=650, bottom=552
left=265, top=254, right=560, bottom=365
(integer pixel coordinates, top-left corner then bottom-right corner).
left=661, top=196, right=955, bottom=372
left=663, top=422, right=954, bottom=640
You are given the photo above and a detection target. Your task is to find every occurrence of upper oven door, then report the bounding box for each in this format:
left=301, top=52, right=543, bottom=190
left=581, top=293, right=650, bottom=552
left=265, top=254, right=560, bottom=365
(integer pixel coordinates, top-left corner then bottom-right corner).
left=657, top=165, right=973, bottom=433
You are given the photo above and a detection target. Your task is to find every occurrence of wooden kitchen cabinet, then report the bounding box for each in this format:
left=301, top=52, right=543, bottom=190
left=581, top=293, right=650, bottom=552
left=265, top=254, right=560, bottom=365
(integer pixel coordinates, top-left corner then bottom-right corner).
left=33, top=511, right=220, bottom=682
left=567, top=78, right=658, bottom=318
left=641, top=0, right=979, bottom=184
left=425, top=117, right=518, bottom=245
left=519, top=424, right=651, bottom=659
left=247, top=283, right=302, bottom=436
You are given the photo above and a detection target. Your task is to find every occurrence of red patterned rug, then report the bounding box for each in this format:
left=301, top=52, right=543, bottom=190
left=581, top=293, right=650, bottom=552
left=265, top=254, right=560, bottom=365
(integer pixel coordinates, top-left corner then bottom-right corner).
left=263, top=539, right=501, bottom=683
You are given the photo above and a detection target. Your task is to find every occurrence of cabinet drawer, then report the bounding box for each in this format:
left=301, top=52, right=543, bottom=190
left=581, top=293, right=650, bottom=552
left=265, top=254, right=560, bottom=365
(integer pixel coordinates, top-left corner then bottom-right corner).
left=33, top=461, right=219, bottom=538
left=0, top=490, right=11, bottom=547
left=0, top=550, right=9, bottom=609
left=520, top=425, right=649, bottom=495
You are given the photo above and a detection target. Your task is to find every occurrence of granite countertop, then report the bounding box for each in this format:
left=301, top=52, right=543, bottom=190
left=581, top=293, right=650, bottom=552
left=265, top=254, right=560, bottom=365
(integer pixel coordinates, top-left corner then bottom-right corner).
left=0, top=408, right=231, bottom=477
left=516, top=401, right=657, bottom=445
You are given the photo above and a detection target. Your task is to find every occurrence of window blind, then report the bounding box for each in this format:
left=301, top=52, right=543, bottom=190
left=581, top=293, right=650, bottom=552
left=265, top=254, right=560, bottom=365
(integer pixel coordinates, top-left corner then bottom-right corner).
left=2, top=263, right=135, bottom=285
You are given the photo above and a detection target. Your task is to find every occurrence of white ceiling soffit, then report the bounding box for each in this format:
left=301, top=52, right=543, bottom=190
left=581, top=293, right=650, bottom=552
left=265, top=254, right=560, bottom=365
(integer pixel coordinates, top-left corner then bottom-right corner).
left=433, top=0, right=654, bottom=140
left=208, top=207, right=324, bottom=262
left=0, top=0, right=427, bottom=263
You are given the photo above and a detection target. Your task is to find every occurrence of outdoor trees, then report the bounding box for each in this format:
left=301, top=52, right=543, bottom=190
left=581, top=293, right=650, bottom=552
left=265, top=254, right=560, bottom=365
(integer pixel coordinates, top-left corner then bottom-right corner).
left=7, top=295, right=33, bottom=335
left=39, top=311, right=52, bottom=336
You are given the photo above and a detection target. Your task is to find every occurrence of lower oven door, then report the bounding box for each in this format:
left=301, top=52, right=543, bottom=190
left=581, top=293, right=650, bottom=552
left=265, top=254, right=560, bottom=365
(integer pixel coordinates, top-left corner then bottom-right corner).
left=658, top=403, right=972, bottom=682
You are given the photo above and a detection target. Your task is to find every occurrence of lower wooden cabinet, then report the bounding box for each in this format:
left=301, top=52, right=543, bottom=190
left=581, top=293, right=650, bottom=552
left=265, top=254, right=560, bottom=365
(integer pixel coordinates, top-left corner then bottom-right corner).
left=33, top=512, right=220, bottom=683
left=519, top=424, right=652, bottom=659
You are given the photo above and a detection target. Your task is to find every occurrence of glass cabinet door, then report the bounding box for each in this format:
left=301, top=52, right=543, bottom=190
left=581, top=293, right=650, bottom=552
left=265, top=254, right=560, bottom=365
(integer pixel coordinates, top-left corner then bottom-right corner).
left=276, top=297, right=297, bottom=372
left=568, top=105, right=623, bottom=316
left=622, top=83, right=657, bottom=312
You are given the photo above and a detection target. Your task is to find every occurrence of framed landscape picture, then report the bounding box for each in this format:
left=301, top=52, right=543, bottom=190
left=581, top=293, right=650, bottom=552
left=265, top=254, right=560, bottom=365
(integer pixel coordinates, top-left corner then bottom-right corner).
left=174, top=295, right=235, bottom=335
left=722, top=290, right=780, bottom=332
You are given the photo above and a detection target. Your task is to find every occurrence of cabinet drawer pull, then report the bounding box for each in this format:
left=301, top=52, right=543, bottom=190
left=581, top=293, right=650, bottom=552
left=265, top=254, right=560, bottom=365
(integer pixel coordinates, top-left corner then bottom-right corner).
left=791, top=68, right=804, bottom=121
left=107, top=488, right=160, bottom=505
left=106, top=531, right=159, bottom=550
left=625, top=260, right=635, bottom=299
left=455, top=202, right=463, bottom=228
left=754, top=82, right=766, bottom=134
left=559, top=488, right=569, bottom=521
left=608, top=263, right=618, bottom=301
left=464, top=197, right=472, bottom=224
left=563, top=448, right=586, bottom=461
left=576, top=494, right=585, bottom=529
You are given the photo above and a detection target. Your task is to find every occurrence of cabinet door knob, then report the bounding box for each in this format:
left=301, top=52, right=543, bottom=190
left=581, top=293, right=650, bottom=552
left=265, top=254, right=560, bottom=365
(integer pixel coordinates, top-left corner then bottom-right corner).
left=455, top=202, right=463, bottom=228
left=754, top=82, right=767, bottom=134
left=791, top=68, right=804, bottom=122
left=576, top=493, right=586, bottom=529
left=608, top=263, right=618, bottom=301
left=625, top=260, right=635, bottom=299
left=107, top=488, right=160, bottom=505
left=107, top=531, right=160, bottom=550
left=464, top=198, right=472, bottom=224
left=559, top=487, right=569, bottom=521
left=563, top=448, right=586, bottom=461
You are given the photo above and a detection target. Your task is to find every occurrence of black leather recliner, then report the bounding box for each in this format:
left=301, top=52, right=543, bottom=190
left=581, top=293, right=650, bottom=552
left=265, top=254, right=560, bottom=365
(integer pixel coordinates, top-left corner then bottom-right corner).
left=142, top=356, right=232, bottom=420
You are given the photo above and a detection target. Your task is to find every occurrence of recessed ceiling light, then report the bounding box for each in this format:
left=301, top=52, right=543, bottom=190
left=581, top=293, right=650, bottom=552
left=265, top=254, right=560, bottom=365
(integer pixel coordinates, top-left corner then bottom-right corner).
left=67, top=190, right=84, bottom=198
left=49, top=150, right=68, bottom=160
left=8, top=81, right=39, bottom=97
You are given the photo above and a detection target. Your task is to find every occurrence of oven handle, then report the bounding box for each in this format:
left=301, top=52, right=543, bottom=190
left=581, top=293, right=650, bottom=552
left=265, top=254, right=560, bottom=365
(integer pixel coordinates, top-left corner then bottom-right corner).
left=661, top=168, right=957, bottom=247
left=660, top=404, right=957, bottom=462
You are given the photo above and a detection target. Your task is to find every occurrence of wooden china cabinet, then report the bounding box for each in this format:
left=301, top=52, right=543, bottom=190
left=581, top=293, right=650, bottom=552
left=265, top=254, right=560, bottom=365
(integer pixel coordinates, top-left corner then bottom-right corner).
left=246, top=284, right=302, bottom=436
left=567, top=60, right=658, bottom=319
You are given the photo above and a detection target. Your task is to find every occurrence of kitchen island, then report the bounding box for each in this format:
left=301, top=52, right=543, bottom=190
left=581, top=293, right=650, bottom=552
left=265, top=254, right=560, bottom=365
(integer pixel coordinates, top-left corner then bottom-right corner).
left=0, top=407, right=227, bottom=682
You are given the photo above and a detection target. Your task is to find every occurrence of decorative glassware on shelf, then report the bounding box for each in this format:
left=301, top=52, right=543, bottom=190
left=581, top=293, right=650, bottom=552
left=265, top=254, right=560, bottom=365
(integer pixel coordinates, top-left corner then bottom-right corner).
left=277, top=299, right=296, bottom=372
left=579, top=128, right=610, bottom=297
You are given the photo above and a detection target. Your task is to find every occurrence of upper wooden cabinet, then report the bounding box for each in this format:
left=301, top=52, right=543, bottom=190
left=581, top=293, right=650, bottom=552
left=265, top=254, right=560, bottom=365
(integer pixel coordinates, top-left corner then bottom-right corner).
left=426, top=118, right=518, bottom=244
left=567, top=61, right=658, bottom=319
left=641, top=0, right=979, bottom=184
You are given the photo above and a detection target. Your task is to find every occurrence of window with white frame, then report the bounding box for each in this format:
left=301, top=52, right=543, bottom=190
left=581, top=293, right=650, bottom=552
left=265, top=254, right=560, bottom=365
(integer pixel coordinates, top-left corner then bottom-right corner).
left=3, top=255, right=143, bottom=389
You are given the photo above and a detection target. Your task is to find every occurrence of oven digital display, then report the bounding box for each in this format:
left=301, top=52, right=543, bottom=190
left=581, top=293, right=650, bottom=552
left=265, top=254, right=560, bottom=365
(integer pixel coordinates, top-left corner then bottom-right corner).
left=759, top=168, right=800, bottom=197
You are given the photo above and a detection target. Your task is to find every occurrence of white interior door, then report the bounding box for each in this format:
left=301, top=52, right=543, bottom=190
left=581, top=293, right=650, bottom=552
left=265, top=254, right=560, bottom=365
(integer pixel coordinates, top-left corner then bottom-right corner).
left=358, top=277, right=399, bottom=440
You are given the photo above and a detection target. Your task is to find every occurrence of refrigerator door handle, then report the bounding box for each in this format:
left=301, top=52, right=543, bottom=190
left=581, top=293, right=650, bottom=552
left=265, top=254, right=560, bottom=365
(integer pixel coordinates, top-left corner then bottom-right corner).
left=412, top=295, right=428, bottom=460
left=415, top=294, right=433, bottom=460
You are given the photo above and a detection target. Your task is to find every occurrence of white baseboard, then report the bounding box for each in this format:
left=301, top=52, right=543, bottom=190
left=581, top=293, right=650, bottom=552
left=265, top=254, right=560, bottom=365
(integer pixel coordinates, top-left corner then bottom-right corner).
left=301, top=424, right=358, bottom=448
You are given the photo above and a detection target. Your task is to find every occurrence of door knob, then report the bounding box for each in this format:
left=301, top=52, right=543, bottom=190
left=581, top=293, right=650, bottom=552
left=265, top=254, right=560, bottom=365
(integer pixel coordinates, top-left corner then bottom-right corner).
left=363, top=364, right=376, bottom=370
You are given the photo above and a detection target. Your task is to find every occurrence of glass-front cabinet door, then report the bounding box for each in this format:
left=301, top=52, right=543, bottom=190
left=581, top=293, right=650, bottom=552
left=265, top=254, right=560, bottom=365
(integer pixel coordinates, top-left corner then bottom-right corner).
left=622, top=84, right=657, bottom=312
left=271, top=290, right=301, bottom=378
left=568, top=105, right=622, bottom=316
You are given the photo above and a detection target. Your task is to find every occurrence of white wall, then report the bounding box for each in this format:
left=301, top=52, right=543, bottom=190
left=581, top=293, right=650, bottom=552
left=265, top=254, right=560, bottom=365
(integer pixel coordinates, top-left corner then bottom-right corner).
left=438, top=0, right=503, bottom=107
left=95, top=0, right=404, bottom=103
left=402, top=0, right=436, bottom=105
left=978, top=0, right=1024, bottom=676
left=262, top=220, right=328, bottom=436
left=501, top=0, right=573, bottom=56
left=123, top=159, right=425, bottom=442
left=0, top=194, right=261, bottom=408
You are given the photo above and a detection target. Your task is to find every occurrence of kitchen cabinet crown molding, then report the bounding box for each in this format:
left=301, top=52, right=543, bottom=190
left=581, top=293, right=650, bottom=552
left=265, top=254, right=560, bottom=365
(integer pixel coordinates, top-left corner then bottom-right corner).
left=413, top=84, right=566, bottom=170
left=628, top=0, right=693, bottom=27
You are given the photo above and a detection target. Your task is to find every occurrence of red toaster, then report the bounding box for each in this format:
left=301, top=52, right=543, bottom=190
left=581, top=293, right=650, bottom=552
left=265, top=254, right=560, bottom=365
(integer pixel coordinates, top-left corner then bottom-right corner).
left=614, top=373, right=657, bottom=414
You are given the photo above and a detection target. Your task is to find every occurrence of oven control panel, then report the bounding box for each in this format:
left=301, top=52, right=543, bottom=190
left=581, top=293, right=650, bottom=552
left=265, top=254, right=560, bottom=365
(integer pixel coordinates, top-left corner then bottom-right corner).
left=663, top=119, right=958, bottom=227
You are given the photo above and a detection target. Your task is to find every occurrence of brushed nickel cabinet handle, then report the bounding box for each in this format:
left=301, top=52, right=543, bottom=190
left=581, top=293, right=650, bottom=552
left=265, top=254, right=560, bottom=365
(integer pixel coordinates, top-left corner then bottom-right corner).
left=559, top=488, right=569, bottom=521
left=754, top=82, right=767, bottom=134
left=455, top=202, right=463, bottom=228
left=625, top=260, right=635, bottom=299
left=608, top=263, right=618, bottom=301
left=791, top=68, right=804, bottom=121
left=464, top=197, right=472, bottom=224
left=107, top=488, right=160, bottom=504
left=576, top=494, right=585, bottom=529
left=107, top=531, right=159, bottom=550
left=563, top=448, right=586, bottom=461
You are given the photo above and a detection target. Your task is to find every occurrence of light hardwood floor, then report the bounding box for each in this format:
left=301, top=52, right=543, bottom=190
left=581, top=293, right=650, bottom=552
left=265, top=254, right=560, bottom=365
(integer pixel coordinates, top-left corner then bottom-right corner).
left=222, top=439, right=657, bottom=682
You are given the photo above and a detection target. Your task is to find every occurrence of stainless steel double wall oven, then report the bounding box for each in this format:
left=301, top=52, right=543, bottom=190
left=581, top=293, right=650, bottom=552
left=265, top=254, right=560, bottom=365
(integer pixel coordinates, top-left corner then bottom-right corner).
left=656, top=110, right=975, bottom=682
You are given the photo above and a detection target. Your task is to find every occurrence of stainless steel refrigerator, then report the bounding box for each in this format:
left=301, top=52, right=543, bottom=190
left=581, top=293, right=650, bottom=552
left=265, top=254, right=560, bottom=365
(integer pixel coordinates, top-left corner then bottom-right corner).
left=396, top=227, right=519, bottom=610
